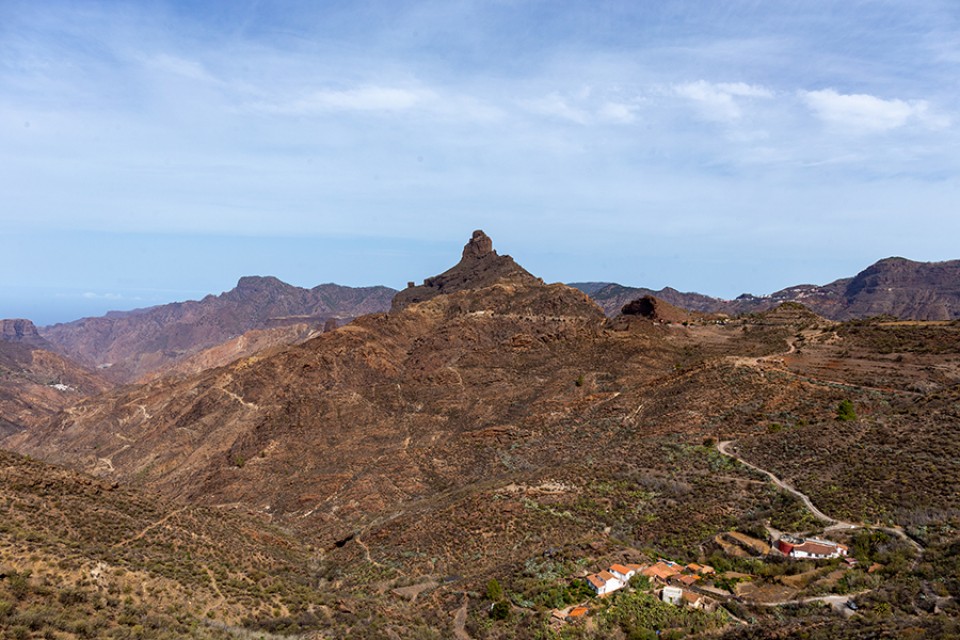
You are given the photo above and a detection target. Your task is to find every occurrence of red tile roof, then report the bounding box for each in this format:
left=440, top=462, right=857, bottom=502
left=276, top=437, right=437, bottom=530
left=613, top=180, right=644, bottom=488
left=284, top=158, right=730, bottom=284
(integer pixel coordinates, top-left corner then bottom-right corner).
left=586, top=574, right=605, bottom=589
left=642, top=562, right=681, bottom=581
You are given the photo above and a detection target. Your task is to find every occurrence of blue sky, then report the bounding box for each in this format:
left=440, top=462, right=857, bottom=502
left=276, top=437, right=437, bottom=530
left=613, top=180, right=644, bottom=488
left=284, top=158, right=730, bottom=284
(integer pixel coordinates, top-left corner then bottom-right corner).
left=2, top=1, right=958, bottom=324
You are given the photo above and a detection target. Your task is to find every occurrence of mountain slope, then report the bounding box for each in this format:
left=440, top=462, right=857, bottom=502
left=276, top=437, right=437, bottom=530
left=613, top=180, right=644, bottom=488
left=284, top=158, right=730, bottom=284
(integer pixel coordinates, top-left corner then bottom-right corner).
left=0, top=447, right=333, bottom=637
left=0, top=319, right=112, bottom=438
left=40, top=278, right=396, bottom=383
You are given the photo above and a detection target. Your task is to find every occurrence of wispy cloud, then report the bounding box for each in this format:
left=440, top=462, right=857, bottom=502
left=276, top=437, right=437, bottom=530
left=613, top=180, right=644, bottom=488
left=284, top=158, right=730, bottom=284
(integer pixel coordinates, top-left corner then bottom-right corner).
left=144, top=54, right=216, bottom=83
left=800, top=89, right=950, bottom=133
left=521, top=92, right=591, bottom=124
left=520, top=88, right=642, bottom=126
left=255, top=86, right=429, bottom=115
left=671, top=80, right=773, bottom=122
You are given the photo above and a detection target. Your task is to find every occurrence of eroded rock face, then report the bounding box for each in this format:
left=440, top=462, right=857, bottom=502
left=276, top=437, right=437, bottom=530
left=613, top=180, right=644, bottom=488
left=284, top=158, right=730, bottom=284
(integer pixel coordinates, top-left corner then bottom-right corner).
left=391, top=230, right=541, bottom=311
left=621, top=296, right=698, bottom=324
left=462, top=229, right=494, bottom=259
left=1, top=319, right=42, bottom=343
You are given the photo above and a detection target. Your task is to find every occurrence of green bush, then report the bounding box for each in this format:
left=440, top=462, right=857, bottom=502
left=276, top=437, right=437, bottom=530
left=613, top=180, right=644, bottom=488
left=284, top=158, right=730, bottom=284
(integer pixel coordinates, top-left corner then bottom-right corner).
left=490, top=600, right=510, bottom=620
left=485, top=578, right=503, bottom=601
left=8, top=571, right=30, bottom=600
left=836, top=400, right=857, bottom=422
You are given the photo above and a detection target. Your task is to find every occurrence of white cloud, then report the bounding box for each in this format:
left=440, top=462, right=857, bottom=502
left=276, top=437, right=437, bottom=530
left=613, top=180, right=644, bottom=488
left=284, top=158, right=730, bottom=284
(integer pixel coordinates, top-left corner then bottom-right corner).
left=255, top=86, right=429, bottom=115
left=800, top=89, right=949, bottom=132
left=597, top=101, right=637, bottom=124
left=672, top=80, right=773, bottom=122
left=521, top=91, right=642, bottom=125
left=145, top=54, right=215, bottom=82
left=521, top=92, right=591, bottom=124
left=78, top=292, right=138, bottom=300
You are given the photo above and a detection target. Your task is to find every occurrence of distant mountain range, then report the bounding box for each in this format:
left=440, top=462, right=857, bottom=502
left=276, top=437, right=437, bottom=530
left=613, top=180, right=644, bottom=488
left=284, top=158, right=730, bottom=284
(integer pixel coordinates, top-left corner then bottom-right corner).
left=39, top=277, right=397, bottom=383
left=573, top=257, right=960, bottom=321
left=5, top=254, right=957, bottom=389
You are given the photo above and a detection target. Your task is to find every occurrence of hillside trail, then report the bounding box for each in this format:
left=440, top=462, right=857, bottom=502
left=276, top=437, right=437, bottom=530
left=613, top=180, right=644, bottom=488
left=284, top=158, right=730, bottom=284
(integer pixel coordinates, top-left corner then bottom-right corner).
left=111, top=506, right=187, bottom=548
left=201, top=565, right=227, bottom=617
left=725, top=330, right=919, bottom=397
left=452, top=595, right=473, bottom=640
left=716, top=441, right=924, bottom=556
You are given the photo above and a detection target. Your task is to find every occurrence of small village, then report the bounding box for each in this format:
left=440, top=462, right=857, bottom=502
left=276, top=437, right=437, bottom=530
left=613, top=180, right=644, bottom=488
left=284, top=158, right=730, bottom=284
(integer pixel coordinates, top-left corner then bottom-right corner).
left=549, top=531, right=851, bottom=628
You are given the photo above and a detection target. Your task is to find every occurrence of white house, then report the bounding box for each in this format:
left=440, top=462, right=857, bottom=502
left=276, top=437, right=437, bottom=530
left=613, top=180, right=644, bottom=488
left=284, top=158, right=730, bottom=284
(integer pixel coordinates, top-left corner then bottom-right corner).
left=661, top=586, right=683, bottom=605
left=609, top=563, right=642, bottom=583
left=586, top=570, right=623, bottom=596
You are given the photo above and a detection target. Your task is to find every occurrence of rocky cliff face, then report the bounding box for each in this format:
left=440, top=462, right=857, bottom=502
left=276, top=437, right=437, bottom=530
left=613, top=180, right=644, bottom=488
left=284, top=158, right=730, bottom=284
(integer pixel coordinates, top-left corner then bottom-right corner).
left=40, top=279, right=397, bottom=383
left=837, top=257, right=960, bottom=320
left=1, top=319, right=46, bottom=344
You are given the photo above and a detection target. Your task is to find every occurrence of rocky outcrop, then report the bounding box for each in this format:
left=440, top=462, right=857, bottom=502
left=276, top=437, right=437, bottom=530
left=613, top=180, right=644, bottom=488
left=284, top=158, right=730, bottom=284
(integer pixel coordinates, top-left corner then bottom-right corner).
left=1, top=319, right=45, bottom=344
left=837, top=257, right=960, bottom=320
left=391, top=230, right=542, bottom=311
left=621, top=296, right=696, bottom=324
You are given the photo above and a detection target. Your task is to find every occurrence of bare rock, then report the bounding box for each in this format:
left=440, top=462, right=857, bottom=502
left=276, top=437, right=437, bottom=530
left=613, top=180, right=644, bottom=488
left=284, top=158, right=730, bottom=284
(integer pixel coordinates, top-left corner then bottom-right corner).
left=391, top=230, right=541, bottom=311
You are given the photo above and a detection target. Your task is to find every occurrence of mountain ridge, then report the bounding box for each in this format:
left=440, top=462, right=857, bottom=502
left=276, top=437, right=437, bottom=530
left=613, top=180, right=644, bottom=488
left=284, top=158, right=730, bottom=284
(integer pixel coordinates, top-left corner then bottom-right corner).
left=573, top=255, right=960, bottom=321
left=39, top=278, right=397, bottom=383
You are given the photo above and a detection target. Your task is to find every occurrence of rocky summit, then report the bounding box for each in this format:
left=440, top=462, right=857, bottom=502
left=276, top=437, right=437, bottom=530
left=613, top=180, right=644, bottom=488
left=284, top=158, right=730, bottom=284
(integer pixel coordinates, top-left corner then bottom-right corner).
left=391, top=229, right=541, bottom=310
left=1, top=318, right=45, bottom=344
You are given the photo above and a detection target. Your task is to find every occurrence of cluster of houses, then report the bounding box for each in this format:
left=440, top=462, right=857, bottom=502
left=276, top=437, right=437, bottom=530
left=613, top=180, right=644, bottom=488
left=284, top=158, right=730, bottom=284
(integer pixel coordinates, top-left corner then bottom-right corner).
left=555, top=532, right=851, bottom=625
left=583, top=559, right=717, bottom=611
left=775, top=535, right=848, bottom=559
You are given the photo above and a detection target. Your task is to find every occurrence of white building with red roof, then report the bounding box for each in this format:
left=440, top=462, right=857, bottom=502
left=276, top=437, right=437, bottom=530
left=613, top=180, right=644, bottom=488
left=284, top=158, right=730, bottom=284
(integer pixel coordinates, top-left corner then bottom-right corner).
left=776, top=535, right=849, bottom=559
left=586, top=570, right=623, bottom=596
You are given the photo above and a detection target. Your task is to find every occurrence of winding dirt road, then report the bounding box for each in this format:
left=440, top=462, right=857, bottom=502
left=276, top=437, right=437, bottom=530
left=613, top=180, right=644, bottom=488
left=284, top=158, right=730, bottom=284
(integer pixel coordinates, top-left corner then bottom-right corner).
left=717, top=441, right=844, bottom=527
left=716, top=441, right=923, bottom=555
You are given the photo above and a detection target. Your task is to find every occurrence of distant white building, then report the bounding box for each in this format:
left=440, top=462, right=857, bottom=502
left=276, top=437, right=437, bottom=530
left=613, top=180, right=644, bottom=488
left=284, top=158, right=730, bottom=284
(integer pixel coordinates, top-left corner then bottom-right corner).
left=661, top=586, right=683, bottom=605
left=777, top=536, right=849, bottom=559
